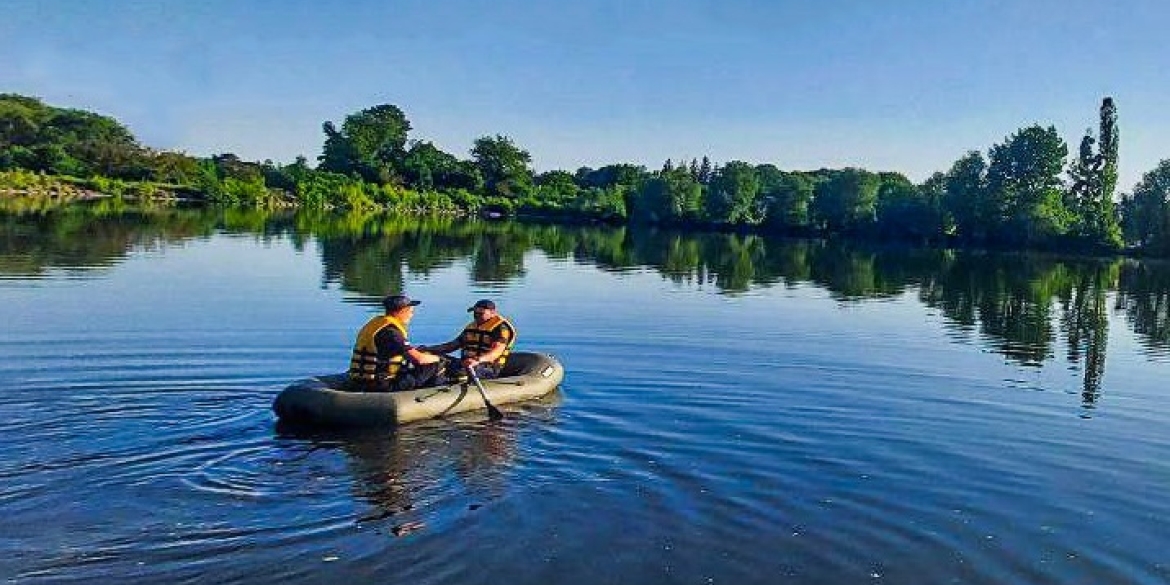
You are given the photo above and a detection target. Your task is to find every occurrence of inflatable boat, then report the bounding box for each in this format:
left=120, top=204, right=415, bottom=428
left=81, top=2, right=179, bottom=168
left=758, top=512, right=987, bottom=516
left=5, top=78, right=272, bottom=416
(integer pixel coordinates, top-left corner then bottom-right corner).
left=273, top=352, right=564, bottom=427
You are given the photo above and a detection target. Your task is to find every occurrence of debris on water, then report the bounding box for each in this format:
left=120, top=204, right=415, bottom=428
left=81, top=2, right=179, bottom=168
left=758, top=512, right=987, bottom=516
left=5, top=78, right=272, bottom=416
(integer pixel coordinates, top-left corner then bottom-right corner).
left=468, top=504, right=482, bottom=511
left=392, top=521, right=425, bottom=537
left=323, top=555, right=339, bottom=562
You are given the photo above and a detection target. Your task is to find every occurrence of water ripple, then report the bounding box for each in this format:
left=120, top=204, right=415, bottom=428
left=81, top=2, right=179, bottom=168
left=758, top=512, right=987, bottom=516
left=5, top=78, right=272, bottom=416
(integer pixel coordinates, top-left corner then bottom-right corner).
left=3, top=231, right=1170, bottom=584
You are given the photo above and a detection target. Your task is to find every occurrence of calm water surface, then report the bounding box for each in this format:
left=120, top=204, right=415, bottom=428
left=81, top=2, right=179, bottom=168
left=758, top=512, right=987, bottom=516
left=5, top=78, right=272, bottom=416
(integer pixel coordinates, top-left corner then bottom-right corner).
left=1, top=205, right=1168, bottom=584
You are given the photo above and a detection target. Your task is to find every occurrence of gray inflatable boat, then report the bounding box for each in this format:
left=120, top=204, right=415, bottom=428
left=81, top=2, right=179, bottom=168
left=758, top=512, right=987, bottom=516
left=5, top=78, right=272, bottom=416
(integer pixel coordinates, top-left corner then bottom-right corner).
left=273, top=352, right=564, bottom=427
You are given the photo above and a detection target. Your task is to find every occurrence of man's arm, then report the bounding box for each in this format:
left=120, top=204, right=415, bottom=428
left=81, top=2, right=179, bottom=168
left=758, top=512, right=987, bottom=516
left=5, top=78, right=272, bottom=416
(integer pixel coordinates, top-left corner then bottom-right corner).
left=377, top=326, right=442, bottom=365
left=463, top=340, right=507, bottom=367
left=408, top=346, right=442, bottom=365
left=418, top=337, right=460, bottom=355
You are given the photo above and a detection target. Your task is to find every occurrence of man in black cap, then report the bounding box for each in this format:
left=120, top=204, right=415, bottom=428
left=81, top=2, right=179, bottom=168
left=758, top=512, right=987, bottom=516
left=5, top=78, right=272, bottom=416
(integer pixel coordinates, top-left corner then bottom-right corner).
left=348, top=294, right=445, bottom=391
left=420, top=299, right=517, bottom=380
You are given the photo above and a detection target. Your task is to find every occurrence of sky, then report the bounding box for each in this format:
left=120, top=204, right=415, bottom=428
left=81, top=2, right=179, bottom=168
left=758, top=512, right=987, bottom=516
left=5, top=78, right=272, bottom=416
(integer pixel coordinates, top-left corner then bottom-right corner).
left=2, top=0, right=1167, bottom=191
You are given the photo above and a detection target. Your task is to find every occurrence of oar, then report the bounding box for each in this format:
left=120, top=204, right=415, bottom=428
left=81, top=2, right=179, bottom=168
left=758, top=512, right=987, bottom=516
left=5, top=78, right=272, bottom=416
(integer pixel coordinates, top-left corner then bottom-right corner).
left=466, top=365, right=504, bottom=421
left=413, top=385, right=452, bottom=403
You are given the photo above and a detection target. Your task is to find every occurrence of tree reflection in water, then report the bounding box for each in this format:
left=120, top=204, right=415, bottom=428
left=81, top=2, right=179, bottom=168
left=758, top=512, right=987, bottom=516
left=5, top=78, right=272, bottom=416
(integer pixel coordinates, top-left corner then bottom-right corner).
left=1116, top=260, right=1170, bottom=358
left=4, top=202, right=1167, bottom=409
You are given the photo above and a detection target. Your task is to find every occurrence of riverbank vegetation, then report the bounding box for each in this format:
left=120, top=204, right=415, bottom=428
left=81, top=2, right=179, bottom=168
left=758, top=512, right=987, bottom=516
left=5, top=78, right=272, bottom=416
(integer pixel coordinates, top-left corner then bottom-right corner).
left=3, top=92, right=1170, bottom=255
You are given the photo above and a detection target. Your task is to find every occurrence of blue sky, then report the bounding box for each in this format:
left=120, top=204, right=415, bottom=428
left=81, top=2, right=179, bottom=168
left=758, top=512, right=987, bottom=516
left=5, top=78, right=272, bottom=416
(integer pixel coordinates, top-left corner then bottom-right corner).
left=3, top=0, right=1167, bottom=190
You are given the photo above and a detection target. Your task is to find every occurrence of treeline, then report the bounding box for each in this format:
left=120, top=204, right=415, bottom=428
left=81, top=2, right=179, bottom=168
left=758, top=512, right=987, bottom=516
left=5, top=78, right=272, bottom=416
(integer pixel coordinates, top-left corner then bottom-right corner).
left=3, top=92, right=1170, bottom=254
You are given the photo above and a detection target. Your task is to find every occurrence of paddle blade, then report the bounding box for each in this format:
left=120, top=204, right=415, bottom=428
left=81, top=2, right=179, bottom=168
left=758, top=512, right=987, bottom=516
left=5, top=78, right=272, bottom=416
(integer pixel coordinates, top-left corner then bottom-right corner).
left=468, top=369, right=505, bottom=421
left=487, top=403, right=504, bottom=420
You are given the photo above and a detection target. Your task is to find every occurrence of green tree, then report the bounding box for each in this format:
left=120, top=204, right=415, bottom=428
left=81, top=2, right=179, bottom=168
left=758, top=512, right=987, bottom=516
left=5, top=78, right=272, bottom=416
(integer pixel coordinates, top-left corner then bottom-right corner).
left=985, top=125, right=1069, bottom=245
left=471, top=134, right=533, bottom=198
left=942, top=151, right=989, bottom=241
left=1065, top=98, right=1123, bottom=250
left=812, top=168, right=879, bottom=232
left=258, top=156, right=314, bottom=193
left=698, top=156, right=713, bottom=184
left=294, top=169, right=363, bottom=209
left=1099, top=97, right=1119, bottom=206
left=0, top=94, right=42, bottom=148
left=760, top=168, right=814, bottom=232
left=1120, top=159, right=1170, bottom=254
left=534, top=170, right=580, bottom=205
left=150, top=151, right=202, bottom=185
left=574, top=164, right=647, bottom=191
left=77, top=137, right=150, bottom=179
left=573, top=186, right=627, bottom=220
left=0, top=94, right=147, bottom=179
left=49, top=107, right=145, bottom=178
left=0, top=146, right=35, bottom=170
left=401, top=140, right=480, bottom=192
left=571, top=164, right=647, bottom=216
left=919, top=172, right=950, bottom=234
left=705, top=161, right=760, bottom=224
left=318, top=104, right=412, bottom=184
left=875, top=171, right=940, bottom=240
left=28, top=143, right=82, bottom=175
left=211, top=153, right=263, bottom=182
left=319, top=121, right=360, bottom=176
left=1067, top=130, right=1098, bottom=225
left=756, top=164, right=787, bottom=228
left=632, top=167, right=701, bottom=223
left=1090, top=98, right=1123, bottom=249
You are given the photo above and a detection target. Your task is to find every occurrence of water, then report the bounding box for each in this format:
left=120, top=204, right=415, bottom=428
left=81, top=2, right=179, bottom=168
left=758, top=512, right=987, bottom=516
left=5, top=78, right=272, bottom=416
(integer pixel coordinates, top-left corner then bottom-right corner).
left=1, top=204, right=1168, bottom=584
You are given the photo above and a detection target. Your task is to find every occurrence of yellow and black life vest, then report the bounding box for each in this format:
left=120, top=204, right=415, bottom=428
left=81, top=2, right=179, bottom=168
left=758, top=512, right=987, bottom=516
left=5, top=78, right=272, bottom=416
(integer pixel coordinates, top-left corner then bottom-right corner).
left=348, top=315, right=409, bottom=386
left=459, top=315, right=517, bottom=368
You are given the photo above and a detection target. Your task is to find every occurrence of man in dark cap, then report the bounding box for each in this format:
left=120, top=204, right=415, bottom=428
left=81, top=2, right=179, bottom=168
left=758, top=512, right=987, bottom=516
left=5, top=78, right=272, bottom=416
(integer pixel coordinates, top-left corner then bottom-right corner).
left=420, top=299, right=517, bottom=379
left=348, top=294, right=445, bottom=391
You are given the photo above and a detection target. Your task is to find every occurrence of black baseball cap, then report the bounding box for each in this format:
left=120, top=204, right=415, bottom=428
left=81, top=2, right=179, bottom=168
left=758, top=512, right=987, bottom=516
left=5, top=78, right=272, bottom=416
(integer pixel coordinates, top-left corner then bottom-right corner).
left=467, top=299, right=496, bottom=312
left=383, top=294, right=421, bottom=312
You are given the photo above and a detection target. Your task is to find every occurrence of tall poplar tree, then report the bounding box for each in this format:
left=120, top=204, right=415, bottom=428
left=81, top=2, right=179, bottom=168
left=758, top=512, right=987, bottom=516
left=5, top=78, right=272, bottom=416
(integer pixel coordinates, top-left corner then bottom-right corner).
left=1092, top=97, right=1123, bottom=249
left=1099, top=97, right=1119, bottom=203
left=1069, top=98, right=1122, bottom=249
left=1067, top=130, right=1098, bottom=231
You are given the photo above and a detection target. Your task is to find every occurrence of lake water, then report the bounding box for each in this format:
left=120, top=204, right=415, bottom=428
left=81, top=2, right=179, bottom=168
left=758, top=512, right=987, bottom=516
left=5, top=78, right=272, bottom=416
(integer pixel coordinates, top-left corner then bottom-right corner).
left=1, top=203, right=1168, bottom=584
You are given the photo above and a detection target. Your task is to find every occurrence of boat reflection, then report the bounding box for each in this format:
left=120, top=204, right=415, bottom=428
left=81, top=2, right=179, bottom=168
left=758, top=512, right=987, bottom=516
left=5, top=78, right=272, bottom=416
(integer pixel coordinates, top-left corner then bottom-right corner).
left=273, top=391, right=561, bottom=527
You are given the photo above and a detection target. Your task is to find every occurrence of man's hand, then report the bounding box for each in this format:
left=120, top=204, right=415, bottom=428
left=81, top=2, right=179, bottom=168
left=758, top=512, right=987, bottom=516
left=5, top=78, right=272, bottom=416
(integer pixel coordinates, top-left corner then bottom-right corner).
left=409, top=347, right=441, bottom=365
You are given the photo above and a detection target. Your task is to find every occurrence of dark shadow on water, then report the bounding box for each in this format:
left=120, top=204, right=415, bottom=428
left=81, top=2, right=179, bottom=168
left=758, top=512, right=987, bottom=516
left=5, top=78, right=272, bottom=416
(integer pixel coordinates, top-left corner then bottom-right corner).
left=273, top=390, right=562, bottom=526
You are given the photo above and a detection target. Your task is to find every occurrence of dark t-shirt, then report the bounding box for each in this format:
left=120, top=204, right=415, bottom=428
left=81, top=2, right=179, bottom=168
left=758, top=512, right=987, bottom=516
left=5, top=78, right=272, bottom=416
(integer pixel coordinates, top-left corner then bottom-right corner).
left=374, top=324, right=412, bottom=373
